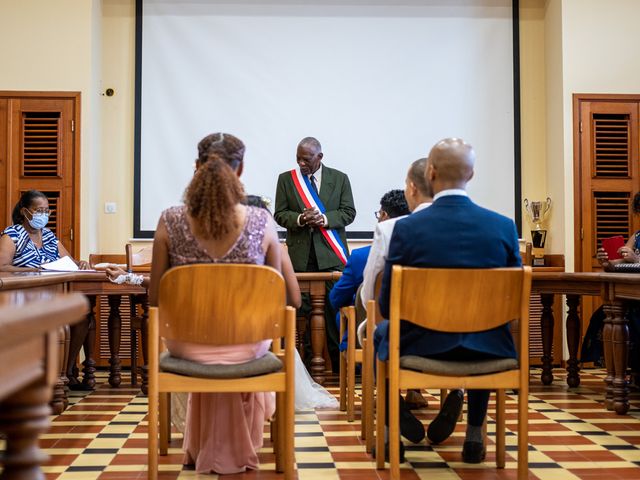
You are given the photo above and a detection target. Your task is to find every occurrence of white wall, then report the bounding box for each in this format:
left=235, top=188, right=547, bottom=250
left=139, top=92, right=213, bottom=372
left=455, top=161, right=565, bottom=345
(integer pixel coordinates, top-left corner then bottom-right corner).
left=0, top=0, right=102, bottom=259
left=550, top=0, right=640, bottom=271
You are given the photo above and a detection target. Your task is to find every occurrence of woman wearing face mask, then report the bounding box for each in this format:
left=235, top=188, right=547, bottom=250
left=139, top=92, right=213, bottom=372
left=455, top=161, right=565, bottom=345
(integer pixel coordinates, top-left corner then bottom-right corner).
left=0, top=190, right=89, bottom=271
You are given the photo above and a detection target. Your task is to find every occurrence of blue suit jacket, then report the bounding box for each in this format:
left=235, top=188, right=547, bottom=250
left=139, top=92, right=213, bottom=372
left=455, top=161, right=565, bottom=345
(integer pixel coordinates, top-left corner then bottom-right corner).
left=329, top=246, right=371, bottom=351
left=376, top=195, right=521, bottom=361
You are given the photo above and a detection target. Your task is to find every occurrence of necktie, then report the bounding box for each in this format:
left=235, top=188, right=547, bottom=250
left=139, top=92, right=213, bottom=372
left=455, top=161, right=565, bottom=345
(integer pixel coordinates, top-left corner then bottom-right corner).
left=310, top=174, right=319, bottom=194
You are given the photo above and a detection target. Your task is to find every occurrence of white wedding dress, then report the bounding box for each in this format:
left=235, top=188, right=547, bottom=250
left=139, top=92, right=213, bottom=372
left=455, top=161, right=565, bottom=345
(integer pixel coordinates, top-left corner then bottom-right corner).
left=171, top=349, right=338, bottom=432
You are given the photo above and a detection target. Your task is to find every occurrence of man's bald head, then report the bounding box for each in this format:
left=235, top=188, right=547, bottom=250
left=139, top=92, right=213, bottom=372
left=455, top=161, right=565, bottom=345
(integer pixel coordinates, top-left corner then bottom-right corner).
left=426, top=138, right=475, bottom=192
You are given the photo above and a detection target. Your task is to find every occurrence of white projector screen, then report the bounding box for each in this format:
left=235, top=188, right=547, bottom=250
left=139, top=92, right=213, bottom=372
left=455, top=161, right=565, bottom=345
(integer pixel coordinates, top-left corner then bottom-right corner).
left=134, top=0, right=519, bottom=237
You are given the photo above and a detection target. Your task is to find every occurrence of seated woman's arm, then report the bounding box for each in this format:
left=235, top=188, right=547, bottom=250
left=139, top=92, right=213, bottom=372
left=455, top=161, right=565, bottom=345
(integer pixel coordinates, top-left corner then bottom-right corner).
left=597, top=233, right=640, bottom=271
left=0, top=234, right=39, bottom=272
left=149, top=217, right=171, bottom=307
left=57, top=242, right=90, bottom=270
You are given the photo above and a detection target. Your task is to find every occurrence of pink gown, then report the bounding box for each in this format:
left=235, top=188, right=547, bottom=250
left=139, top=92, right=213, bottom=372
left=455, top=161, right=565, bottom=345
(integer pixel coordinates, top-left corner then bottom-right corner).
left=161, top=205, right=276, bottom=474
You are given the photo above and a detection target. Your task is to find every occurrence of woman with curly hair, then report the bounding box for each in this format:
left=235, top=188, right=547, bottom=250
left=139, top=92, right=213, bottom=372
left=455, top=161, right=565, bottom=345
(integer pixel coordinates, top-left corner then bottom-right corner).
left=147, top=133, right=282, bottom=474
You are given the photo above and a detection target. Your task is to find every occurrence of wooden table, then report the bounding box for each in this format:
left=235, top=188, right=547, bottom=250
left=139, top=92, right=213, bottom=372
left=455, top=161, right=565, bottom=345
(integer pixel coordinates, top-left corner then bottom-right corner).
left=533, top=271, right=640, bottom=415
left=67, top=273, right=146, bottom=390
left=0, top=290, right=88, bottom=480
left=0, top=272, right=147, bottom=402
left=296, top=272, right=342, bottom=385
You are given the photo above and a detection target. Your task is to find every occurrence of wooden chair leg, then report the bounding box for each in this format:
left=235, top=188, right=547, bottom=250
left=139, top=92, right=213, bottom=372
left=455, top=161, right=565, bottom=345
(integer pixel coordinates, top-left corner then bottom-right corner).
left=275, top=392, right=284, bottom=473
left=339, top=352, right=347, bottom=412
left=364, top=339, right=375, bottom=453
left=285, top=386, right=295, bottom=479
left=360, top=357, right=368, bottom=440
left=518, top=383, right=529, bottom=480
left=496, top=389, right=506, bottom=469
left=375, top=360, right=386, bottom=470
left=148, top=388, right=158, bottom=480
left=159, top=392, right=169, bottom=455
left=389, top=367, right=400, bottom=479
left=347, top=356, right=356, bottom=423
left=440, top=389, right=447, bottom=409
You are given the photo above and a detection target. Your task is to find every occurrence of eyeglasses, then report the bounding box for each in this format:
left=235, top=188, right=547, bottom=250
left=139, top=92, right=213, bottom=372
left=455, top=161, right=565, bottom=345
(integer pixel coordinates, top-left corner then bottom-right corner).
left=374, top=210, right=382, bottom=220
left=29, top=208, right=50, bottom=215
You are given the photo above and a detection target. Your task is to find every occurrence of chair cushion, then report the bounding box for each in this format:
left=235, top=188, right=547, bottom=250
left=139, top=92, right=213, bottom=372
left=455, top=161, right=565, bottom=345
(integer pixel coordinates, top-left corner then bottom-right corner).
left=159, top=351, right=283, bottom=379
left=400, top=355, right=518, bottom=376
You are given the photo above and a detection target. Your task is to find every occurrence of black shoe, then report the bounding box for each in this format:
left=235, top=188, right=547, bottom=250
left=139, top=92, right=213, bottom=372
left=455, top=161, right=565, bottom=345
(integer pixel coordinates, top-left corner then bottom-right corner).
left=372, top=440, right=406, bottom=463
left=427, top=389, right=463, bottom=444
left=399, top=397, right=425, bottom=443
left=462, top=440, right=486, bottom=463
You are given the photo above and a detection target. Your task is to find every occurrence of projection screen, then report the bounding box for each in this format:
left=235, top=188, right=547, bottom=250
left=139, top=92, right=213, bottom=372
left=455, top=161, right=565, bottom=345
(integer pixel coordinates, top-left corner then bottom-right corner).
left=134, top=0, right=519, bottom=238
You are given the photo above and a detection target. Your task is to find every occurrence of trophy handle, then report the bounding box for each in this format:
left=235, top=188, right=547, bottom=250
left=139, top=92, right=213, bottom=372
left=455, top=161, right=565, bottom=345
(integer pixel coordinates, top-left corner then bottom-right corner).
left=523, top=198, right=529, bottom=210
left=544, top=197, right=552, bottom=214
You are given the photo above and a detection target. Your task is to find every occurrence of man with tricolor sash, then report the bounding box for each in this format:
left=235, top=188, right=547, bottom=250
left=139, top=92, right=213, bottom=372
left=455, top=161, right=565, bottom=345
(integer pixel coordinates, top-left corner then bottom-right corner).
left=275, top=137, right=356, bottom=368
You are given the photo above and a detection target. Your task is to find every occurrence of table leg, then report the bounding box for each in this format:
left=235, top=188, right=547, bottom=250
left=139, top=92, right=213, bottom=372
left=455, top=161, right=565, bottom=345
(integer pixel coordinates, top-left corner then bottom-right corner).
left=108, top=295, right=123, bottom=388
left=540, top=293, right=555, bottom=385
left=566, top=294, right=581, bottom=388
left=81, top=296, right=97, bottom=389
left=50, top=326, right=68, bottom=414
left=310, top=291, right=326, bottom=385
left=130, top=296, right=138, bottom=387
left=139, top=295, right=149, bottom=395
left=0, top=380, right=51, bottom=480
left=602, top=302, right=615, bottom=410
left=612, top=300, right=629, bottom=415
left=62, top=324, right=70, bottom=408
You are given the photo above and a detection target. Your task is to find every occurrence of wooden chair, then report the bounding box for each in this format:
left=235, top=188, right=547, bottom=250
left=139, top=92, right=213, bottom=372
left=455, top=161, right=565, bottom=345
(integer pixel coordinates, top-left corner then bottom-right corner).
left=125, top=244, right=151, bottom=388
left=147, top=264, right=296, bottom=480
left=338, top=285, right=367, bottom=423
left=361, top=274, right=383, bottom=453
left=376, top=266, right=532, bottom=480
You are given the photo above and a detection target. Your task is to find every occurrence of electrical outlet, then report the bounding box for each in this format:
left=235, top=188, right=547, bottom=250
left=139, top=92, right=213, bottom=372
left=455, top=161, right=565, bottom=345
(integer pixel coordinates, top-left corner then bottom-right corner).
left=104, top=202, right=117, bottom=214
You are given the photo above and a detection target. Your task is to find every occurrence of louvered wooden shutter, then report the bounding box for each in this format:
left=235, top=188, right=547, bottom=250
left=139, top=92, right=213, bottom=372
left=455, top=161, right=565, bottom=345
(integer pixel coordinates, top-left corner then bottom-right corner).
left=22, top=112, right=61, bottom=177
left=0, top=94, right=80, bottom=257
left=592, top=113, right=630, bottom=177
left=577, top=99, right=639, bottom=272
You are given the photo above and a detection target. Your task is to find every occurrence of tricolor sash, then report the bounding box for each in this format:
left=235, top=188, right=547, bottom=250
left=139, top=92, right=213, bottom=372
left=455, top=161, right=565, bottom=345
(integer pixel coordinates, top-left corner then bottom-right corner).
left=290, top=169, right=348, bottom=265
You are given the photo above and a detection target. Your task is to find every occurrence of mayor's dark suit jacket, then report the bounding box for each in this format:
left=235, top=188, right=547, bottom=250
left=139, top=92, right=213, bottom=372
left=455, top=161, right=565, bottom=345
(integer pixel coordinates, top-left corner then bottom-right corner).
left=376, top=194, right=521, bottom=361
left=274, top=165, right=356, bottom=272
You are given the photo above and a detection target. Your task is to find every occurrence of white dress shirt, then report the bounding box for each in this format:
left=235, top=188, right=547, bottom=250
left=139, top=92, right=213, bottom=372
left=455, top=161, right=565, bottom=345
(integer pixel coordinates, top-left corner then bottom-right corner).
left=359, top=201, right=432, bottom=304
left=296, top=164, right=328, bottom=226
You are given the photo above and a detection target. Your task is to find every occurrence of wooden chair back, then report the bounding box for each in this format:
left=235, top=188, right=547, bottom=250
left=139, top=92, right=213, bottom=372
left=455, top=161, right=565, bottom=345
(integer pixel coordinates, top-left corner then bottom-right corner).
left=89, top=253, right=125, bottom=268
left=391, top=266, right=530, bottom=333
left=158, top=264, right=286, bottom=346
left=126, top=244, right=152, bottom=273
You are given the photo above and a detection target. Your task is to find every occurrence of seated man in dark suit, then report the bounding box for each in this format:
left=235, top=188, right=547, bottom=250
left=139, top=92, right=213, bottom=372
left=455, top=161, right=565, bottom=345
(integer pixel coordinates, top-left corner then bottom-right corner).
left=375, top=138, right=521, bottom=463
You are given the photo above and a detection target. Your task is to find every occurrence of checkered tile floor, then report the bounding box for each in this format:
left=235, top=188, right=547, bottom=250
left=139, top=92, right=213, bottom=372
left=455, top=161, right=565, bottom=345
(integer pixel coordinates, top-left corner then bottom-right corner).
left=2, top=368, right=640, bottom=479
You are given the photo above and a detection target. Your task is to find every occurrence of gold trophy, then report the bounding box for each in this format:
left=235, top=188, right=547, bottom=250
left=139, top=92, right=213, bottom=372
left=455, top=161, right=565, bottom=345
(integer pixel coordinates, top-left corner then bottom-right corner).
left=523, top=197, right=552, bottom=267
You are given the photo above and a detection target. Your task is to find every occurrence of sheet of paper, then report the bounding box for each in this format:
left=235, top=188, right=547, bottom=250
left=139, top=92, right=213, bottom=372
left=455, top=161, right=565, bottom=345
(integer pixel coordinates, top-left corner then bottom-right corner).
left=40, top=256, right=82, bottom=272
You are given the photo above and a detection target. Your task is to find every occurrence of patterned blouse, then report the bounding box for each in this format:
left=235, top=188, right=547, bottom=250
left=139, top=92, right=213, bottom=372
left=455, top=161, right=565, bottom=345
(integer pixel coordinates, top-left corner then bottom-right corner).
left=1, top=224, right=59, bottom=268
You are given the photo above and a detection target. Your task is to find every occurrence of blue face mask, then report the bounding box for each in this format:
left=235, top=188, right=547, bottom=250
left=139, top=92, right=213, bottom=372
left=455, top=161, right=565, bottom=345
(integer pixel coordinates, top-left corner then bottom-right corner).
left=27, top=210, right=49, bottom=230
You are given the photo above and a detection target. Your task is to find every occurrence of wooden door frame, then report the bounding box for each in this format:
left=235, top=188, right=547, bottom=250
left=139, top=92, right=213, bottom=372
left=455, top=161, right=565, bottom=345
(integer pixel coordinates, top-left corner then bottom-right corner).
left=0, top=90, right=81, bottom=256
left=573, top=93, right=640, bottom=273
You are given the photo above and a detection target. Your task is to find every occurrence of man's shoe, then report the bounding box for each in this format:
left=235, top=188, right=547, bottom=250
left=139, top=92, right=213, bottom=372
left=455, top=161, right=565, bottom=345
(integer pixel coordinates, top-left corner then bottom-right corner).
left=426, top=389, right=464, bottom=444
left=399, top=398, right=425, bottom=443
left=462, top=440, right=486, bottom=463
left=372, top=440, right=406, bottom=463
left=405, top=389, right=429, bottom=410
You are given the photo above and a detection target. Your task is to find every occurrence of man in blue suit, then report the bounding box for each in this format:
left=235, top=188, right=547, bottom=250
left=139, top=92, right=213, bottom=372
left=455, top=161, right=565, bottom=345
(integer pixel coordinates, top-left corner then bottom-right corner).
left=376, top=138, right=521, bottom=463
left=330, top=189, right=410, bottom=351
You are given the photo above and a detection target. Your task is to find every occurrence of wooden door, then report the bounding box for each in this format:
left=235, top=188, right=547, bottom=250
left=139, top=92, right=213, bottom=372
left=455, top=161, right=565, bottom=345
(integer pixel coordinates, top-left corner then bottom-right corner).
left=0, top=93, right=80, bottom=256
left=574, top=95, right=640, bottom=326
